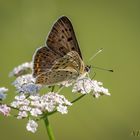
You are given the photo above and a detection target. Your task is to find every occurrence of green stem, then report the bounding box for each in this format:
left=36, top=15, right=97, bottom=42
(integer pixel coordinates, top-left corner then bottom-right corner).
left=71, top=94, right=86, bottom=103
left=44, top=116, right=55, bottom=140
left=51, top=86, right=55, bottom=92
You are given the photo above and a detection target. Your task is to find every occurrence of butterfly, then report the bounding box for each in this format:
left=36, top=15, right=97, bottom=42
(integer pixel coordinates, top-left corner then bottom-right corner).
left=33, top=16, right=90, bottom=86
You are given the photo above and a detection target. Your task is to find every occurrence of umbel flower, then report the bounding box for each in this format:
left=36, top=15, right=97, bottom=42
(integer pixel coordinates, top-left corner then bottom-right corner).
left=0, top=87, right=8, bottom=100
left=0, top=87, right=10, bottom=116
left=2, top=61, right=110, bottom=133
left=73, top=77, right=110, bottom=98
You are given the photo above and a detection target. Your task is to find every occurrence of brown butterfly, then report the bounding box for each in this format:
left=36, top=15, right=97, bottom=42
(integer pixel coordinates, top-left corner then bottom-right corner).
left=33, top=16, right=90, bottom=86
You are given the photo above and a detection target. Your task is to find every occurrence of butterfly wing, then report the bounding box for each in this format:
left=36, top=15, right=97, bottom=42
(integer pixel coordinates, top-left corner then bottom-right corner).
left=35, top=69, right=78, bottom=85
left=46, top=16, right=83, bottom=59
left=33, top=46, right=61, bottom=77
left=51, top=51, right=84, bottom=73
left=33, top=16, right=85, bottom=85
left=35, top=51, right=85, bottom=85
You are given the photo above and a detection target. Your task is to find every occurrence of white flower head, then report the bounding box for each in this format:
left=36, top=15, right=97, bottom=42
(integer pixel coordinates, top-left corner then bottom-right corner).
left=0, top=87, right=8, bottom=100
left=13, top=74, right=41, bottom=94
left=57, top=105, right=68, bottom=114
left=72, top=77, right=110, bottom=98
left=11, top=95, right=30, bottom=108
left=0, top=104, right=11, bottom=116
left=17, top=111, right=28, bottom=119
left=9, top=62, right=33, bottom=77
left=39, top=92, right=72, bottom=114
left=26, top=120, right=38, bottom=133
left=30, top=108, right=42, bottom=117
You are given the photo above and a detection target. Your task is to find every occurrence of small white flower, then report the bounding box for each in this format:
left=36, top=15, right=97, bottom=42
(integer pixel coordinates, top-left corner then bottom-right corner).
left=0, top=87, right=8, bottom=100
left=17, top=111, right=28, bottom=119
left=13, top=74, right=41, bottom=94
left=10, top=101, right=20, bottom=108
left=11, top=97, right=30, bottom=108
left=44, top=102, right=55, bottom=112
left=57, top=105, right=68, bottom=114
left=72, top=78, right=93, bottom=94
left=9, top=62, right=33, bottom=77
left=19, top=105, right=31, bottom=111
left=0, top=87, right=8, bottom=93
left=0, top=104, right=11, bottom=116
left=31, top=100, right=41, bottom=108
left=30, top=108, right=42, bottom=117
left=19, top=99, right=30, bottom=106
left=15, top=94, right=26, bottom=101
left=26, top=120, right=38, bottom=133
left=29, top=95, right=40, bottom=100
left=73, top=77, right=110, bottom=98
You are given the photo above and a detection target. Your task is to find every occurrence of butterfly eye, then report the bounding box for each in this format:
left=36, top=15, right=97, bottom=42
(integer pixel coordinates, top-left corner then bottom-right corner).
left=85, top=65, right=91, bottom=72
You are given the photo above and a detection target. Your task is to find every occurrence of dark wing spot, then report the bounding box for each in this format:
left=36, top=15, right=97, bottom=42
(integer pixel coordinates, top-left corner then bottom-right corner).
left=71, top=47, right=75, bottom=50
left=67, top=37, right=72, bottom=42
left=59, top=47, right=64, bottom=51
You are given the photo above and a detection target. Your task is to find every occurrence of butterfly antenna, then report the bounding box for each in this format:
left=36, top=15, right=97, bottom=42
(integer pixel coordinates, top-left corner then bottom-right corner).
left=91, top=66, right=114, bottom=72
left=89, top=48, right=103, bottom=62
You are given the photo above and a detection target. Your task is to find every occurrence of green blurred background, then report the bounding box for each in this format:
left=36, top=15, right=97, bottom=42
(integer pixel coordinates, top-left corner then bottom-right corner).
left=0, top=0, right=140, bottom=140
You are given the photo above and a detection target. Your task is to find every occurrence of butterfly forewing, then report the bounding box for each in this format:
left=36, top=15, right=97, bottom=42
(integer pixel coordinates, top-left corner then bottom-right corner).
left=46, top=16, right=83, bottom=59
left=33, top=46, right=61, bottom=77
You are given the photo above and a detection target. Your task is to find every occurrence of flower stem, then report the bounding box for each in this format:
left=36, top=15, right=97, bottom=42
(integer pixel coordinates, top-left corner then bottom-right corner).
left=51, top=86, right=55, bottom=92
left=71, top=94, right=86, bottom=103
left=44, top=116, right=55, bottom=140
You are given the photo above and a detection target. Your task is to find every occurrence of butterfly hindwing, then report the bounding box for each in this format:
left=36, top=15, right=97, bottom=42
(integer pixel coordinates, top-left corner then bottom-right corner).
left=36, top=69, right=78, bottom=85
left=46, top=16, right=83, bottom=59
left=51, top=51, right=84, bottom=73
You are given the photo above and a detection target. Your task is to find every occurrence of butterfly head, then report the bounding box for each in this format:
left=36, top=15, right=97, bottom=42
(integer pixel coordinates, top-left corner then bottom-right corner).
left=85, top=65, right=91, bottom=73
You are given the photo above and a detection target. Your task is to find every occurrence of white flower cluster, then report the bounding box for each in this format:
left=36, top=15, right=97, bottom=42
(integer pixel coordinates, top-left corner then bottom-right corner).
left=13, top=74, right=41, bottom=95
left=0, top=104, right=11, bottom=116
left=9, top=62, right=33, bottom=77
left=10, top=92, right=72, bottom=132
left=72, top=77, right=110, bottom=98
left=3, top=61, right=111, bottom=134
left=0, top=87, right=8, bottom=100
left=26, top=120, right=38, bottom=133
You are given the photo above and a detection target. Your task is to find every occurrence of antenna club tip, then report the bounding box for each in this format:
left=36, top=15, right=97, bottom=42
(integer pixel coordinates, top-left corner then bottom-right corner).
left=109, top=69, right=114, bottom=72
